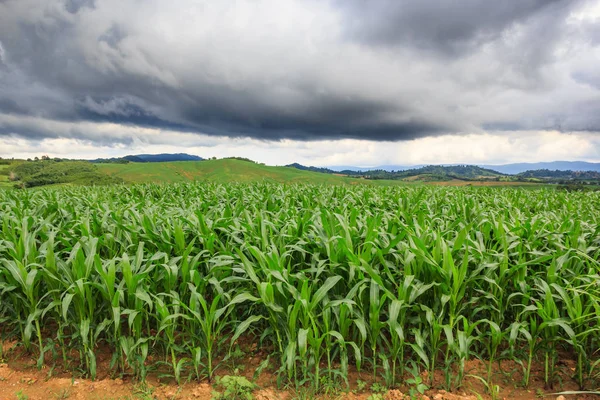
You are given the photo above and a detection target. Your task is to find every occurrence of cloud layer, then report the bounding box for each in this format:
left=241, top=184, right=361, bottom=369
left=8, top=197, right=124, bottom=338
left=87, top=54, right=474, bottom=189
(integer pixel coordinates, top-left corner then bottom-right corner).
left=0, top=0, right=599, bottom=161
left=2, top=127, right=600, bottom=168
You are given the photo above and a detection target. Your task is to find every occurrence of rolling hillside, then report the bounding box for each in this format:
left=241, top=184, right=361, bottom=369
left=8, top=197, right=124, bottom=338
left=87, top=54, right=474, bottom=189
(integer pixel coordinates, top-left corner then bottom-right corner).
left=481, top=161, right=600, bottom=174
left=5, top=160, right=122, bottom=188
left=288, top=163, right=505, bottom=181
left=0, top=158, right=547, bottom=188
left=97, top=160, right=544, bottom=187
left=331, top=161, right=600, bottom=174
left=93, top=153, right=203, bottom=163
left=0, top=164, right=13, bottom=188
left=97, top=159, right=378, bottom=185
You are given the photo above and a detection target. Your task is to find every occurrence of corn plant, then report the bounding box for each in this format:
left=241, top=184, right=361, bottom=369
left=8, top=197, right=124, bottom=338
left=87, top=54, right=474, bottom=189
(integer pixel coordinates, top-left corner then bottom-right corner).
left=0, top=182, right=598, bottom=394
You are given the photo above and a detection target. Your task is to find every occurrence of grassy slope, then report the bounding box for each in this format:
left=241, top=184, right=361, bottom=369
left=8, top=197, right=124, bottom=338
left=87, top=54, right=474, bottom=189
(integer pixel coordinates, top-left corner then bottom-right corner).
left=7, top=160, right=122, bottom=188
left=97, top=159, right=398, bottom=185
left=98, top=159, right=546, bottom=187
left=0, top=164, right=12, bottom=188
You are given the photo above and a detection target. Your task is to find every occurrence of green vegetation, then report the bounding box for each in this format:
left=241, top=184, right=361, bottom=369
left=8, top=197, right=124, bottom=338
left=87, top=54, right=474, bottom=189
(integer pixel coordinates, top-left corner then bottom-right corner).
left=364, top=164, right=505, bottom=180
left=97, top=158, right=385, bottom=185
left=558, top=183, right=600, bottom=192
left=286, top=163, right=339, bottom=174
left=93, top=153, right=203, bottom=163
left=288, top=163, right=600, bottom=186
left=16, top=390, right=29, bottom=400
left=0, top=164, right=13, bottom=189
left=0, top=158, right=561, bottom=188
left=518, top=169, right=600, bottom=180
left=96, top=159, right=544, bottom=187
left=518, top=170, right=600, bottom=190
left=4, top=157, right=600, bottom=189
left=222, top=156, right=261, bottom=163
left=288, top=164, right=506, bottom=181
left=212, top=375, right=256, bottom=400
left=1, top=183, right=599, bottom=397
left=5, top=160, right=122, bottom=188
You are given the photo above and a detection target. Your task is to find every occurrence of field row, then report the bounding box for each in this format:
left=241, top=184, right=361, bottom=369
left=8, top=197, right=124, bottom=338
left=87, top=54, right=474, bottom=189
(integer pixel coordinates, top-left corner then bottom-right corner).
left=1, top=183, right=599, bottom=396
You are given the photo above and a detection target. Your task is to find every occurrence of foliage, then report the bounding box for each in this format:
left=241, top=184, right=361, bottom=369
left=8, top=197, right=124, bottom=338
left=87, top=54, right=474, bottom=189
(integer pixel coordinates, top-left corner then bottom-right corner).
left=7, top=160, right=123, bottom=188
left=288, top=163, right=505, bottom=181
left=518, top=169, right=600, bottom=180
left=406, top=362, right=428, bottom=397
left=0, top=183, right=599, bottom=394
left=288, top=163, right=600, bottom=185
left=223, top=157, right=257, bottom=163
left=93, top=158, right=131, bottom=164
left=370, top=382, right=387, bottom=393
left=212, top=375, right=256, bottom=400
left=286, top=163, right=337, bottom=174
left=123, top=153, right=203, bottom=162
left=558, top=183, right=599, bottom=192
left=16, top=390, right=29, bottom=400
left=93, top=153, right=203, bottom=163
left=96, top=158, right=380, bottom=185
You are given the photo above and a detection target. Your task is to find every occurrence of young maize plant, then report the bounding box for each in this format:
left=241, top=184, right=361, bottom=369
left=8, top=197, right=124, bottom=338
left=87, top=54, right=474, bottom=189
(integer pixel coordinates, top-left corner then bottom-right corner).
left=0, top=183, right=599, bottom=394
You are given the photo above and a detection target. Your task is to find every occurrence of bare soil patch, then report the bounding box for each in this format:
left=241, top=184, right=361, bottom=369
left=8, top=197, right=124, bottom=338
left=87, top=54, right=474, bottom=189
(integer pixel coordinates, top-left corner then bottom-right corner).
left=0, top=342, right=596, bottom=400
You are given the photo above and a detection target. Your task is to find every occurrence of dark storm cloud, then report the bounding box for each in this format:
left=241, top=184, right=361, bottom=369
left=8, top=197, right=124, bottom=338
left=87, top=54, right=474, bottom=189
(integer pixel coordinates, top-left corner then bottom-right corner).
left=0, top=0, right=598, bottom=145
left=0, top=98, right=28, bottom=115
left=65, top=0, right=95, bottom=13
left=173, top=85, right=446, bottom=141
left=337, top=0, right=569, bottom=55
left=0, top=11, right=448, bottom=143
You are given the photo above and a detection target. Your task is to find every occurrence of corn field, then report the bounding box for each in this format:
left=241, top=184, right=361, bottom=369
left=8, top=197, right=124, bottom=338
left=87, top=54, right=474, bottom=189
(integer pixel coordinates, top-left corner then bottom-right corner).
left=1, top=183, right=599, bottom=393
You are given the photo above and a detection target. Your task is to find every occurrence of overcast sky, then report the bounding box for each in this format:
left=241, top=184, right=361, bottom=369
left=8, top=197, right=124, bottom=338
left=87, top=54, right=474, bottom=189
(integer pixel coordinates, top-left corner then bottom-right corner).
left=1, top=0, right=600, bottom=166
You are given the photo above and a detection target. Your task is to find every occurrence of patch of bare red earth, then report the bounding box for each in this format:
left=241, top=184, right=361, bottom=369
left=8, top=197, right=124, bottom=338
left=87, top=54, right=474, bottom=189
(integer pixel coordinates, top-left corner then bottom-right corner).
left=0, top=343, right=595, bottom=400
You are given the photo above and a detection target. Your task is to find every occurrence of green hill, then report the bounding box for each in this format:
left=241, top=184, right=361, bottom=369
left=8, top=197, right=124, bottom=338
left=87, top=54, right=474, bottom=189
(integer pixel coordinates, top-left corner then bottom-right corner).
left=97, top=159, right=379, bottom=185
left=406, top=164, right=504, bottom=178
left=0, top=164, right=13, bottom=188
left=94, top=153, right=204, bottom=163
left=518, top=169, right=600, bottom=180
left=6, top=160, right=123, bottom=188
left=287, top=163, right=505, bottom=181
left=0, top=158, right=544, bottom=189
left=359, top=165, right=505, bottom=181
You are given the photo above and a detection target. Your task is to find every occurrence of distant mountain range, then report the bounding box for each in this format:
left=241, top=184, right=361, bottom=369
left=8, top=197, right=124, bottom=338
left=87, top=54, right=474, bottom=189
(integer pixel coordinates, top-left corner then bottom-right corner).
left=89, top=155, right=600, bottom=173
left=328, top=161, right=600, bottom=174
left=286, top=163, right=338, bottom=174
left=478, top=161, right=600, bottom=174
left=94, top=153, right=203, bottom=163
left=328, top=165, right=420, bottom=172
left=90, top=154, right=600, bottom=177
left=288, top=164, right=507, bottom=182
left=287, top=162, right=600, bottom=183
